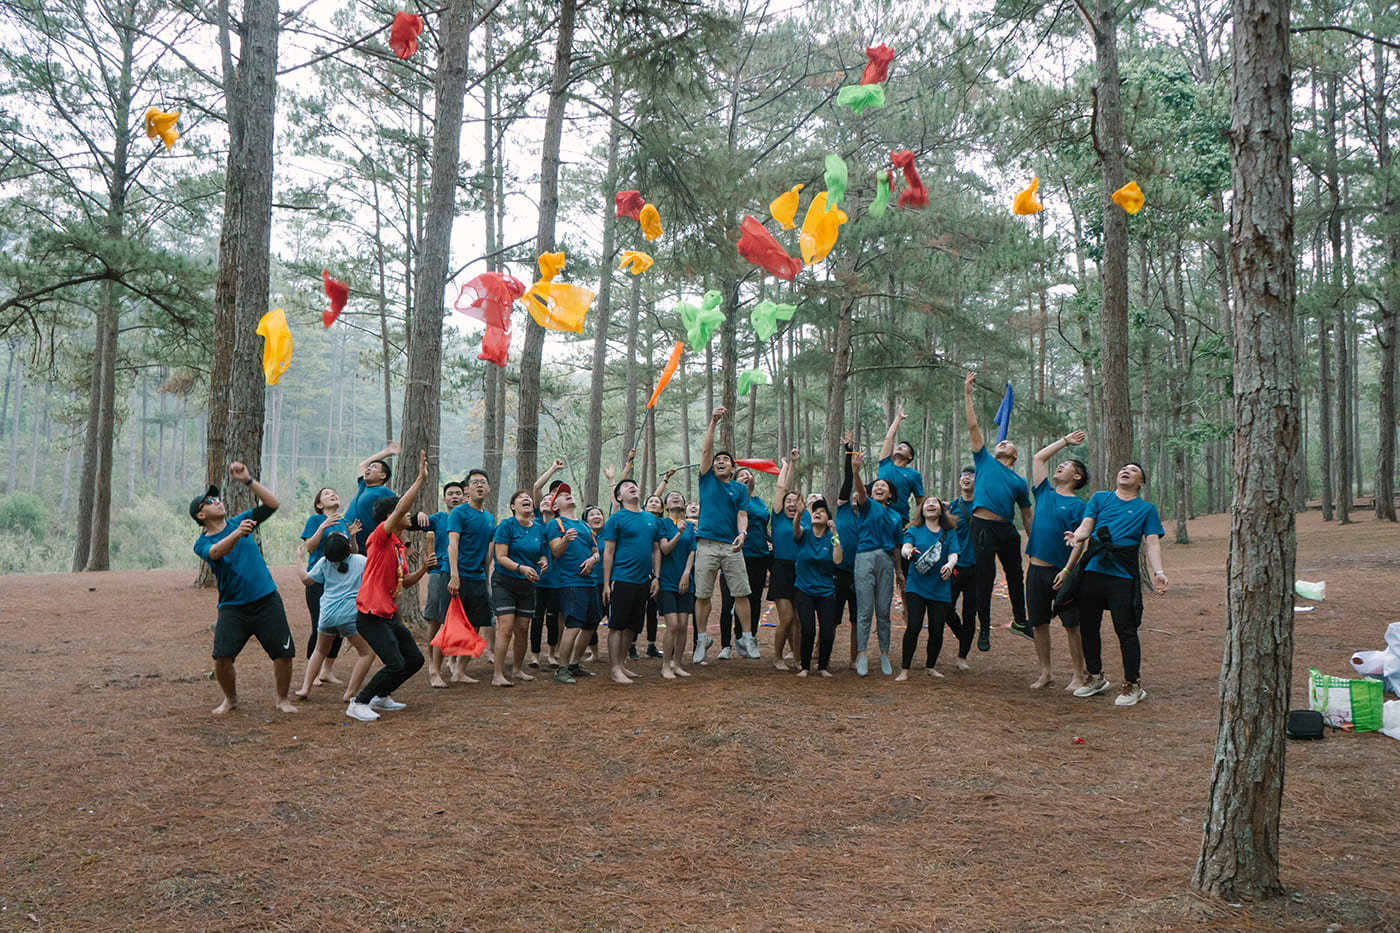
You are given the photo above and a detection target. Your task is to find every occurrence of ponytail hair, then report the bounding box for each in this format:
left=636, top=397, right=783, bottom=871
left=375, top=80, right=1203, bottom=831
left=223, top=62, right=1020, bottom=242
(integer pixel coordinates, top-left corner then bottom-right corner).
left=324, top=532, right=352, bottom=573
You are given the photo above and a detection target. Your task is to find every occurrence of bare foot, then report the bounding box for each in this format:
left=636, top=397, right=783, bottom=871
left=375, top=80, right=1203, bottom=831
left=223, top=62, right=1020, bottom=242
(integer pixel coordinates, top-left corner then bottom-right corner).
left=610, top=670, right=634, bottom=685
left=212, top=697, right=237, bottom=715
left=491, top=676, right=513, bottom=688
left=1066, top=678, right=1086, bottom=692
left=275, top=699, right=299, bottom=713
left=623, top=667, right=640, bottom=679
left=819, top=669, right=833, bottom=678
left=673, top=665, right=691, bottom=678
left=1030, top=673, right=1054, bottom=690
left=293, top=690, right=310, bottom=701
left=319, top=672, right=344, bottom=685
left=895, top=671, right=909, bottom=682
left=661, top=667, right=676, bottom=680
left=926, top=667, right=944, bottom=679
left=797, top=669, right=809, bottom=678
left=429, top=674, right=449, bottom=689
left=955, top=658, right=971, bottom=671
left=514, top=670, right=536, bottom=682
left=773, top=660, right=791, bottom=672
left=451, top=673, right=479, bottom=684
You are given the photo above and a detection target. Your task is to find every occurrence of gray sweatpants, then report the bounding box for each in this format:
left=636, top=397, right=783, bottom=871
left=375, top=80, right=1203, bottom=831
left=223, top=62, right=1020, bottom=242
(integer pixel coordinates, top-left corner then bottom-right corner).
left=854, top=549, right=895, bottom=654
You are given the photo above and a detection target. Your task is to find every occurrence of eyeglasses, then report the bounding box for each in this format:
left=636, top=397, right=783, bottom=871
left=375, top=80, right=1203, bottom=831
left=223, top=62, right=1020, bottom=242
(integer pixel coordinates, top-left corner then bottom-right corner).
left=201, top=496, right=220, bottom=506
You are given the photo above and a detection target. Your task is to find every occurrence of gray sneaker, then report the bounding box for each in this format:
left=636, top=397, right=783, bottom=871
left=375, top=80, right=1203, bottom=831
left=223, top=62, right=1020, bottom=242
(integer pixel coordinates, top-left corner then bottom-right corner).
left=692, top=633, right=713, bottom=664
left=553, top=667, right=576, bottom=684
left=1073, top=676, right=1112, bottom=698
left=718, top=645, right=733, bottom=660
left=346, top=701, right=379, bottom=722
left=369, top=695, right=407, bottom=711
left=743, top=633, right=760, bottom=659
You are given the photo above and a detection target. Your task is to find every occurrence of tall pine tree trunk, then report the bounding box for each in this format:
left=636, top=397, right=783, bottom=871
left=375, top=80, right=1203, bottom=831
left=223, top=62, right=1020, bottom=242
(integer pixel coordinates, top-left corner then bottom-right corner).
left=1372, top=40, right=1397, bottom=520
left=1085, top=0, right=1133, bottom=470
left=1193, top=0, right=1296, bottom=898
left=585, top=79, right=623, bottom=507
left=516, top=0, right=576, bottom=492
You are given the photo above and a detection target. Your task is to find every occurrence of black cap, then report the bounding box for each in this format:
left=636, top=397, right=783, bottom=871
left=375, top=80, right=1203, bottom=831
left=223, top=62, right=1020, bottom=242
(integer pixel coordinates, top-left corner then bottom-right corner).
left=189, top=484, right=219, bottom=523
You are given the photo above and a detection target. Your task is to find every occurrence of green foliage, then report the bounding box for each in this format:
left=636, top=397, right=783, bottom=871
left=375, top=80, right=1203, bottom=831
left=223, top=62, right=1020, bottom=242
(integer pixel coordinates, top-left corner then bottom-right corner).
left=0, top=491, right=45, bottom=539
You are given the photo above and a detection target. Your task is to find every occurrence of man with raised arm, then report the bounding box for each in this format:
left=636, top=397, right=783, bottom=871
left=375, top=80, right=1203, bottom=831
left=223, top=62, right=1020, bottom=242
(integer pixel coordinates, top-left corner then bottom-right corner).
left=877, top=402, right=925, bottom=529
left=346, top=442, right=400, bottom=552
left=690, top=406, right=752, bottom=664
left=191, top=461, right=297, bottom=715
left=963, top=371, right=1034, bottom=652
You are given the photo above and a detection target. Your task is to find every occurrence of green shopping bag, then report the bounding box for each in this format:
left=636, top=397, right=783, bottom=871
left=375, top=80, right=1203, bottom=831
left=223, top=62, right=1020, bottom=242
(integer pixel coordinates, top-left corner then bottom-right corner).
left=1309, top=668, right=1385, bottom=732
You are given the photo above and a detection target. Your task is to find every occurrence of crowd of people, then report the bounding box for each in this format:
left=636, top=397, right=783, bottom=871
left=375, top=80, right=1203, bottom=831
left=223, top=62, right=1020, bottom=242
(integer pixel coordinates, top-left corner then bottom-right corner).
left=190, top=371, right=1169, bottom=720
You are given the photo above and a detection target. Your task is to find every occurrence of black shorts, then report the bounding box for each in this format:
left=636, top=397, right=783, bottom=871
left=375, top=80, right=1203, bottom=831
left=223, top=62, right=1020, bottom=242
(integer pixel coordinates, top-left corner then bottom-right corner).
left=559, top=585, right=604, bottom=630
left=457, top=577, right=494, bottom=630
left=492, top=574, right=535, bottom=617
left=767, top=558, right=796, bottom=601
left=424, top=572, right=450, bottom=621
left=212, top=591, right=295, bottom=661
left=1027, top=563, right=1078, bottom=628
left=608, top=580, right=650, bottom=634
left=658, top=589, right=695, bottom=616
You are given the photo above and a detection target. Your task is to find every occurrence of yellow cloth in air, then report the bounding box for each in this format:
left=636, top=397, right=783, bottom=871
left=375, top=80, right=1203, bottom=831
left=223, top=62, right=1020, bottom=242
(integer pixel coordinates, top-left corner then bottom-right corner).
left=639, top=203, right=663, bottom=241
left=523, top=252, right=594, bottom=333
left=1112, top=181, right=1145, bottom=214
left=619, top=250, right=653, bottom=275
left=1013, top=177, right=1042, bottom=215
left=769, top=184, right=804, bottom=230
left=799, top=191, right=847, bottom=265
left=144, top=108, right=180, bottom=150
left=256, top=308, right=293, bottom=385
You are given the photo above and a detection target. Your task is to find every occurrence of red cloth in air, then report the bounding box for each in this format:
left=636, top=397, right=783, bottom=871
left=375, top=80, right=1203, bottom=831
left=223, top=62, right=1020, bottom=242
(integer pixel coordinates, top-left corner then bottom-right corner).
left=615, top=190, right=645, bottom=221
left=891, top=150, right=929, bottom=209
left=389, top=12, right=424, bottom=60
left=736, top=215, right=802, bottom=281
left=322, top=269, right=348, bottom=328
left=861, top=44, right=894, bottom=85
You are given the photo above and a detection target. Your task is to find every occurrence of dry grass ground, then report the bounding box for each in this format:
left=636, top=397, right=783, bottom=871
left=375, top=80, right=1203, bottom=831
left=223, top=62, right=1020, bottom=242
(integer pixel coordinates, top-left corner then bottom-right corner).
left=1, top=509, right=1396, bottom=932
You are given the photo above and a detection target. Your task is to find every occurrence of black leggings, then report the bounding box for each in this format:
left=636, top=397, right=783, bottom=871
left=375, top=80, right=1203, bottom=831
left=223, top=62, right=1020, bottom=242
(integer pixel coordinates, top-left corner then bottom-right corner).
left=304, top=582, right=341, bottom=659
left=720, top=554, right=770, bottom=646
left=1077, top=571, right=1142, bottom=683
left=901, top=593, right=958, bottom=669
left=530, top=587, right=560, bottom=652
left=646, top=595, right=659, bottom=643
left=834, top=567, right=857, bottom=630
left=795, top=589, right=837, bottom=671
left=949, top=566, right=976, bottom=650
left=971, top=516, right=1028, bottom=630
left=354, top=612, right=424, bottom=704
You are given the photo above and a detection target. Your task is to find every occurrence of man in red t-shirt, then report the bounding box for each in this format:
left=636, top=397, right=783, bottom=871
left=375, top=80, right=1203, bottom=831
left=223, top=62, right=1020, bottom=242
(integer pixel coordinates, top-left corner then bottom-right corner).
left=346, top=450, right=436, bottom=722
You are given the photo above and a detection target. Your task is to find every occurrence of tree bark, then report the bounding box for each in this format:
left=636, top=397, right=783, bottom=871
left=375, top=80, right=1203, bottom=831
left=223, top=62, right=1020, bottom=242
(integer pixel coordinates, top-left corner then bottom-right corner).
left=1087, top=0, right=1133, bottom=471
left=585, top=78, right=623, bottom=507
left=1372, top=40, right=1397, bottom=521
left=1193, top=0, right=1296, bottom=899
left=516, top=0, right=577, bottom=493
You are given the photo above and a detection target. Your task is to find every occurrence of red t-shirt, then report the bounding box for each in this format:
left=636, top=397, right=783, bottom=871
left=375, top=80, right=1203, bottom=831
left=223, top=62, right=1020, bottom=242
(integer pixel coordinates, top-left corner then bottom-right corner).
left=356, top=522, right=405, bottom=618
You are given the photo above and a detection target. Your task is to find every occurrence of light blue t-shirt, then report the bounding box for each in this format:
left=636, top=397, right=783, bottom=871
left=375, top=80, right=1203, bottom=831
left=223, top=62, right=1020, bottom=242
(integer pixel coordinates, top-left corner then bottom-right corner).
left=855, top=497, right=902, bottom=553
left=971, top=445, right=1032, bottom=523
left=697, top=467, right=749, bottom=543
left=658, top=518, right=696, bottom=593
left=1083, top=491, right=1165, bottom=580
left=947, top=496, right=976, bottom=569
left=742, top=495, right=771, bottom=557
left=194, top=510, right=278, bottom=607
left=1026, top=479, right=1085, bottom=568
left=447, top=503, right=495, bottom=580
left=603, top=508, right=661, bottom=585
left=546, top=516, right=595, bottom=588
left=902, top=525, right=957, bottom=602
left=307, top=553, right=367, bottom=630
left=878, top=456, right=925, bottom=525
left=493, top=518, right=546, bottom=581
left=794, top=528, right=836, bottom=598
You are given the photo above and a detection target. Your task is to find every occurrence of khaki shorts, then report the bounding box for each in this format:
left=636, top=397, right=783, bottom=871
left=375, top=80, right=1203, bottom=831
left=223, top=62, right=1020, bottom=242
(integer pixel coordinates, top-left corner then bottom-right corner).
left=694, top=538, right=750, bottom=600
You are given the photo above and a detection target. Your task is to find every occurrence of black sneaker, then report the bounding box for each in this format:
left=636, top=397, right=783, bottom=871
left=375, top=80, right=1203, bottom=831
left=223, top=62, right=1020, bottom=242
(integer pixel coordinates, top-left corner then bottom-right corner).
left=646, top=644, right=663, bottom=659
left=628, top=645, right=640, bottom=660
left=569, top=664, right=597, bottom=678
left=1010, top=621, right=1035, bottom=641
left=977, top=626, right=991, bottom=652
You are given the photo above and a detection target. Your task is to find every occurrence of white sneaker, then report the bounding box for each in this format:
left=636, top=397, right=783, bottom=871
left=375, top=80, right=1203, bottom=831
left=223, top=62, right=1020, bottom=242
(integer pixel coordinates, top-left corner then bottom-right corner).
left=369, top=695, right=407, bottom=711
left=744, top=633, right=760, bottom=659
left=692, top=633, right=713, bottom=665
left=1114, top=682, right=1148, bottom=706
left=1072, top=676, right=1112, bottom=698
left=718, top=645, right=732, bottom=660
left=346, top=701, right=379, bottom=722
